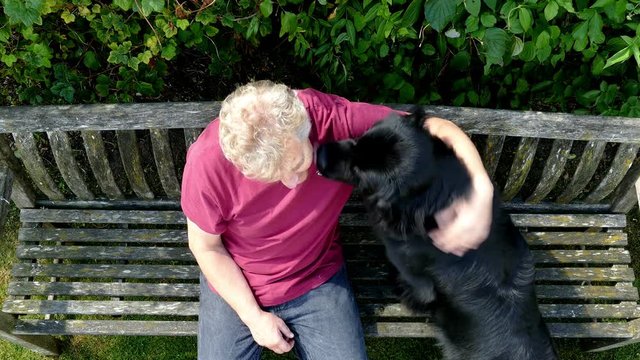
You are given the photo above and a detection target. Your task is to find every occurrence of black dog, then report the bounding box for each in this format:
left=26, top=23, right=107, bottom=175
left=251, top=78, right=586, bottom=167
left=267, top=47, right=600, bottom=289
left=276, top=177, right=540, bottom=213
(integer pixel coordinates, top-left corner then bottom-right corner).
left=316, top=110, right=557, bottom=360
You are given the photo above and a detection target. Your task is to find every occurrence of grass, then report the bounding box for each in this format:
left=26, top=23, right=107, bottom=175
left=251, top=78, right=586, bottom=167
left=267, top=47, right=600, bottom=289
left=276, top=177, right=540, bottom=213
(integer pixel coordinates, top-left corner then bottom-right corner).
left=2, top=206, right=640, bottom=359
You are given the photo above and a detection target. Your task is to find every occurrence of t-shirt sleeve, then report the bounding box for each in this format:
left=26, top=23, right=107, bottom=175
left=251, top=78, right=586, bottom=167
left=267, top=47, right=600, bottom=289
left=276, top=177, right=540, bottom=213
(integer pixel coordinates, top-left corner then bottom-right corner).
left=180, top=146, right=228, bottom=235
left=299, top=88, right=396, bottom=142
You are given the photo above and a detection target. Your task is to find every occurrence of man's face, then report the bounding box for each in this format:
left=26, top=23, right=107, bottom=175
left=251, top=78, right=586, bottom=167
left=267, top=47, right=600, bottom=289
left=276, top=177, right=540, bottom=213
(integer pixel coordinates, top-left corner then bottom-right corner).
left=279, top=138, right=314, bottom=189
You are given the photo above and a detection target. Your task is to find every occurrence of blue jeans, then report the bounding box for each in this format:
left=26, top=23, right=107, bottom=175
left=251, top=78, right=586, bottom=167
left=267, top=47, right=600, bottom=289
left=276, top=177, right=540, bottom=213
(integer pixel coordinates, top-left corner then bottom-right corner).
left=198, top=265, right=368, bottom=360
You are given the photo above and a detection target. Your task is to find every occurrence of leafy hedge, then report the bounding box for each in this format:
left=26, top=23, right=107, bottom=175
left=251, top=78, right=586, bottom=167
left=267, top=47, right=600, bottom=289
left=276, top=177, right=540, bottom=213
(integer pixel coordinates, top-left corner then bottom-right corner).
left=1, top=0, right=639, bottom=115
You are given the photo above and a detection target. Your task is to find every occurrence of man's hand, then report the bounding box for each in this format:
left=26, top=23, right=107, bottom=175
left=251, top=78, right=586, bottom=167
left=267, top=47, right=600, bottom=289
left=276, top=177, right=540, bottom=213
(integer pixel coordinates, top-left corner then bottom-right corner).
left=428, top=177, right=494, bottom=256
left=424, top=117, right=494, bottom=256
left=245, top=310, right=295, bottom=354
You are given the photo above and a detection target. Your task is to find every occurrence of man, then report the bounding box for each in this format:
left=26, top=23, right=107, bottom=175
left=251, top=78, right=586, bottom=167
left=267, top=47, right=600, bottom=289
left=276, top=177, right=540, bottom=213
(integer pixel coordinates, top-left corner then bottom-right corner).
left=181, top=80, right=493, bottom=359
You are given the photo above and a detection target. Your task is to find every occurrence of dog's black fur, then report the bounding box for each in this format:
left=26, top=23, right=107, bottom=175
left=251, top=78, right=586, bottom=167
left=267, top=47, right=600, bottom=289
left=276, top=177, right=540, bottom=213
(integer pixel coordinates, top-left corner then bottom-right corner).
left=316, top=110, right=557, bottom=360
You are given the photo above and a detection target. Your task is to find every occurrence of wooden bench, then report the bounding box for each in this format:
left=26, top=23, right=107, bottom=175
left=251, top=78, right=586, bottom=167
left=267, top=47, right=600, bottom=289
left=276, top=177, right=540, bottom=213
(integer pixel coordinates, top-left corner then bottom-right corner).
left=0, top=103, right=639, bottom=356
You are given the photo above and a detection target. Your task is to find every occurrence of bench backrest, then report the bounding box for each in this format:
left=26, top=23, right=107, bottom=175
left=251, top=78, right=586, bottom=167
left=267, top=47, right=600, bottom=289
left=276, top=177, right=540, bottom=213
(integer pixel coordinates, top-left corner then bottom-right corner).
left=0, top=103, right=638, bottom=213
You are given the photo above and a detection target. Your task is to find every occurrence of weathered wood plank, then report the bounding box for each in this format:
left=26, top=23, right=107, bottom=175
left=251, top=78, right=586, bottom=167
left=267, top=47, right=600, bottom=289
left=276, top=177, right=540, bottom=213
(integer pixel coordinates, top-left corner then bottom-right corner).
left=3, top=103, right=640, bottom=143
left=502, top=137, right=539, bottom=201
left=19, top=228, right=187, bottom=243
left=116, top=130, right=153, bottom=199
left=3, top=300, right=199, bottom=316
left=47, top=131, right=94, bottom=200
left=81, top=131, right=124, bottom=199
left=12, top=263, right=199, bottom=279
left=557, top=141, right=607, bottom=203
left=8, top=282, right=199, bottom=297
left=532, top=249, right=630, bottom=264
left=526, top=139, right=573, bottom=203
left=0, top=313, right=59, bottom=356
left=20, top=209, right=186, bottom=224
left=150, top=129, right=180, bottom=199
left=482, top=135, right=504, bottom=178
left=14, top=320, right=198, bottom=336
left=0, top=134, right=36, bottom=207
left=184, top=128, right=203, bottom=150
left=340, top=213, right=626, bottom=228
left=585, top=144, right=640, bottom=202
left=12, top=133, right=64, bottom=200
left=0, top=166, right=12, bottom=226
left=354, top=284, right=639, bottom=301
left=610, top=157, right=640, bottom=213
left=16, top=245, right=194, bottom=261
left=359, top=303, right=640, bottom=319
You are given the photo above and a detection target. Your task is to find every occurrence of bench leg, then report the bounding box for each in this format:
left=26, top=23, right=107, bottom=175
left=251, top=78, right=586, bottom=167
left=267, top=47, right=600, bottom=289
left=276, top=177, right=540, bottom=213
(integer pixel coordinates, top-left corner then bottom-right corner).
left=0, top=313, right=59, bottom=356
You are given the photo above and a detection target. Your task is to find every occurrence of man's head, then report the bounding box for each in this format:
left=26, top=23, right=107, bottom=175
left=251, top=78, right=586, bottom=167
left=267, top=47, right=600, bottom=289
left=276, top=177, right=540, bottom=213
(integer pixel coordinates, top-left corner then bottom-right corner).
left=219, top=80, right=313, bottom=188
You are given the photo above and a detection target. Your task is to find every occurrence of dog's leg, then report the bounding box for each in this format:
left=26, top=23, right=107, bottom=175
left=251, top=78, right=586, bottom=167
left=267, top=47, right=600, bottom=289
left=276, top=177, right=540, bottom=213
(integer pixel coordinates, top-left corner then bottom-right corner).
left=398, top=276, right=437, bottom=314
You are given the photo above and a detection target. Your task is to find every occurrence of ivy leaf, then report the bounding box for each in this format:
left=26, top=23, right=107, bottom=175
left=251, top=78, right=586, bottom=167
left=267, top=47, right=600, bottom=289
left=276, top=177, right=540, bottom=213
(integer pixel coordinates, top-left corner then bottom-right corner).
left=3, top=0, right=45, bottom=26
left=161, top=44, right=177, bottom=60
left=588, top=13, right=605, bottom=44
left=1, top=53, right=17, bottom=67
left=544, top=1, right=559, bottom=21
left=259, top=0, right=273, bottom=17
left=51, top=82, right=75, bottom=103
left=483, top=27, right=510, bottom=66
left=465, top=0, right=481, bottom=17
left=139, top=0, right=163, bottom=16
left=603, top=46, right=631, bottom=68
left=424, top=0, right=458, bottom=32
left=83, top=51, right=100, bottom=70
left=113, top=0, right=132, bottom=11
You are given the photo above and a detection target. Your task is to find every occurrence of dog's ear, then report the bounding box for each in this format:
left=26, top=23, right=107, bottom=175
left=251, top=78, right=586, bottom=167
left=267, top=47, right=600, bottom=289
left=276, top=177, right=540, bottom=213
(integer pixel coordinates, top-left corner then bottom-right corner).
left=408, top=106, right=426, bottom=129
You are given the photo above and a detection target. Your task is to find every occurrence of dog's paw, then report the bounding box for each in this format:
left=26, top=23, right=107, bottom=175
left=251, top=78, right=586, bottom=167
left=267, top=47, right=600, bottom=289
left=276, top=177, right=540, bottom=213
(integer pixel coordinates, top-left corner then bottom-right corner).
left=399, top=283, right=437, bottom=314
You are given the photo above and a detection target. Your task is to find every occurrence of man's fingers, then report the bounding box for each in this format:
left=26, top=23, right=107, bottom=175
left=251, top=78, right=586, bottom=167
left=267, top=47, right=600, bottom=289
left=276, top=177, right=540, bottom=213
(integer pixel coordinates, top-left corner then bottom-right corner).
left=278, top=322, right=295, bottom=339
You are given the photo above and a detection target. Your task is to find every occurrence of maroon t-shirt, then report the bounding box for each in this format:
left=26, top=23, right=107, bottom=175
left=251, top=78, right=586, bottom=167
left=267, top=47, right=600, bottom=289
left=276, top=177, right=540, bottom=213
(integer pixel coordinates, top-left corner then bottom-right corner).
left=181, top=88, right=393, bottom=306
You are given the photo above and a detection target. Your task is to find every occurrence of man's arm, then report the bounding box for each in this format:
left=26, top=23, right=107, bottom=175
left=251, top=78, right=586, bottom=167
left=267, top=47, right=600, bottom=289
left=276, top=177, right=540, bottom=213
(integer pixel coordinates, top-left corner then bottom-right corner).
left=187, top=219, right=295, bottom=354
left=424, top=117, right=494, bottom=256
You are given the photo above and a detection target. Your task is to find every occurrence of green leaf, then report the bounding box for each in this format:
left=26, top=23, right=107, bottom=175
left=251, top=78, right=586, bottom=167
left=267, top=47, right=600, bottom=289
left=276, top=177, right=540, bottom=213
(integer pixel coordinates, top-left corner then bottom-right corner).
left=466, top=15, right=479, bottom=32
left=176, top=19, right=189, bottom=30
left=354, top=13, right=366, bottom=31
left=383, top=73, right=404, bottom=90
left=544, top=1, right=559, bottom=21
left=1, top=53, right=17, bottom=67
left=555, top=0, right=575, bottom=13
left=61, top=9, right=75, bottom=23
left=603, top=46, right=632, bottom=68
left=161, top=44, right=177, bottom=60
left=83, top=51, right=100, bottom=70
left=591, top=0, right=614, bottom=7
left=401, top=0, right=423, bottom=27
left=480, top=13, right=496, bottom=27
left=424, top=0, right=457, bottom=32
left=139, top=0, right=163, bottom=16
left=260, top=0, right=273, bottom=17
left=379, top=43, right=390, bottom=57
left=483, top=0, right=497, bottom=11
left=399, top=82, right=415, bottom=102
left=588, top=13, right=605, bottom=44
left=591, top=54, right=605, bottom=75
left=3, top=0, right=45, bottom=26
left=346, top=21, right=356, bottom=47
left=113, top=0, right=132, bottom=11
left=465, top=0, right=481, bottom=17
left=483, top=27, right=510, bottom=66
left=518, top=8, right=532, bottom=32
left=512, top=36, right=524, bottom=56
left=51, top=82, right=75, bottom=103
left=280, top=11, right=298, bottom=38
left=633, top=44, right=640, bottom=67
left=536, top=31, right=550, bottom=49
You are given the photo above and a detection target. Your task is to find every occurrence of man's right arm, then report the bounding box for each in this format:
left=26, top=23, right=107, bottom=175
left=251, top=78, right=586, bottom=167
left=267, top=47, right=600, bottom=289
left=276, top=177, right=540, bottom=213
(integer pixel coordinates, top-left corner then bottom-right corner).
left=187, top=218, right=295, bottom=354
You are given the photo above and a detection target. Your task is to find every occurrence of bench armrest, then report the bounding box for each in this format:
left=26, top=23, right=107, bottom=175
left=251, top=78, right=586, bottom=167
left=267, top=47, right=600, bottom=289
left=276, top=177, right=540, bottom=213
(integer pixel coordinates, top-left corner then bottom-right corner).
left=0, top=166, right=13, bottom=228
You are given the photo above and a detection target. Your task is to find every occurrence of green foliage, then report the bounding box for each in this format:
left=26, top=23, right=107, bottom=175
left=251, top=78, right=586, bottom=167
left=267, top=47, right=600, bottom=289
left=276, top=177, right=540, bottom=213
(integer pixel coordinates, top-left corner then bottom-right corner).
left=0, top=0, right=638, bottom=114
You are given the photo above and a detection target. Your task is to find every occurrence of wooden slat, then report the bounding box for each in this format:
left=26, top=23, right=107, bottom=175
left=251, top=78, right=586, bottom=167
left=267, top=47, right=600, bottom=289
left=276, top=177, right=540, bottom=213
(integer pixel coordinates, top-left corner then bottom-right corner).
left=532, top=249, right=630, bottom=264
left=354, top=284, right=639, bottom=301
left=585, top=144, right=640, bottom=202
left=20, top=209, right=186, bottom=224
left=525, top=232, right=627, bottom=246
left=557, top=141, right=607, bottom=203
left=16, top=245, right=194, bottom=262
left=8, top=282, right=199, bottom=297
left=184, top=128, right=203, bottom=150
left=12, top=133, right=64, bottom=200
left=3, top=104, right=640, bottom=143
left=12, top=264, right=199, bottom=279
left=0, top=134, right=36, bottom=208
left=482, top=135, right=504, bottom=178
left=610, top=158, right=640, bottom=212
left=0, top=166, right=12, bottom=225
left=3, top=300, right=198, bottom=316
left=359, top=303, right=640, bottom=319
left=116, top=130, right=153, bottom=199
left=19, top=228, right=187, bottom=243
left=527, top=139, right=573, bottom=203
left=340, top=213, right=626, bottom=228
left=47, top=131, right=94, bottom=200
left=150, top=129, right=180, bottom=199
left=14, top=320, right=198, bottom=336
left=502, top=137, right=539, bottom=200
left=81, top=131, right=124, bottom=199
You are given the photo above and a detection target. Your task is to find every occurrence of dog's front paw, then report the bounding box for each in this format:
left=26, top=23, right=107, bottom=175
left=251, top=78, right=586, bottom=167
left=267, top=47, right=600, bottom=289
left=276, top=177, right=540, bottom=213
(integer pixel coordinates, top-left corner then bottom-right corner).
left=399, top=282, right=437, bottom=314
